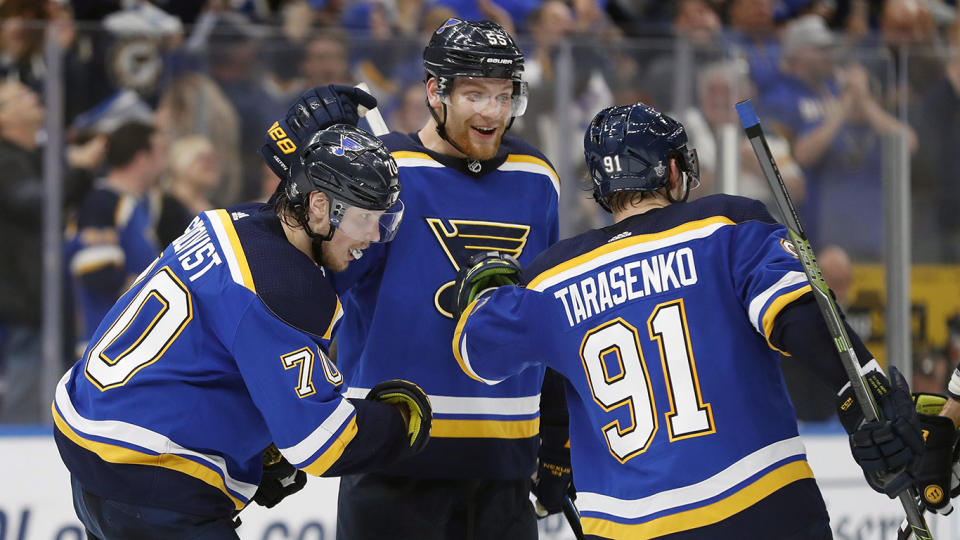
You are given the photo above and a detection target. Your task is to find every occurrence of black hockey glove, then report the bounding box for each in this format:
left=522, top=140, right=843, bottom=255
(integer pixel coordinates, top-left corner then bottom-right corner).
left=453, top=251, right=523, bottom=320
left=367, top=379, right=432, bottom=454
left=836, top=366, right=925, bottom=498
left=253, top=444, right=307, bottom=508
left=260, top=84, right=377, bottom=181
left=532, top=448, right=575, bottom=517
left=910, top=393, right=960, bottom=514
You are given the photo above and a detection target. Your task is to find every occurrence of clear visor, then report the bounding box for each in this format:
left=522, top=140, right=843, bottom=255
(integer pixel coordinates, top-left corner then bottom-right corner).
left=332, top=200, right=405, bottom=243
left=440, top=79, right=529, bottom=118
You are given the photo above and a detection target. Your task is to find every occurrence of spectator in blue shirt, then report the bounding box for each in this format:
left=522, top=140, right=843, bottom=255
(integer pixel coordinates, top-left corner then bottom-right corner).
left=759, top=14, right=915, bottom=260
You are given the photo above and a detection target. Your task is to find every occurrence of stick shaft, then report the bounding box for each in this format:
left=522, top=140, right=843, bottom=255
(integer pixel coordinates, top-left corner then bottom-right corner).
left=735, top=99, right=932, bottom=540
left=355, top=83, right=390, bottom=136
left=562, top=495, right=584, bottom=540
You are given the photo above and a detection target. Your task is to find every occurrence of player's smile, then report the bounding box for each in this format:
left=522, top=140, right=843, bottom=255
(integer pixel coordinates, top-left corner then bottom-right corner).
left=471, top=125, right=498, bottom=136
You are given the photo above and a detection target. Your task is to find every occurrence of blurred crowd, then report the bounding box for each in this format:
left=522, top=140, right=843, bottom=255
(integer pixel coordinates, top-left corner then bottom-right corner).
left=0, top=0, right=958, bottom=423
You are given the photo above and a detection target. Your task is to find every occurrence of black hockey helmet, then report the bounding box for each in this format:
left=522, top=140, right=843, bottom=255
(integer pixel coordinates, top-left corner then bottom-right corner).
left=287, top=124, right=403, bottom=242
left=584, top=103, right=700, bottom=212
left=424, top=18, right=525, bottom=86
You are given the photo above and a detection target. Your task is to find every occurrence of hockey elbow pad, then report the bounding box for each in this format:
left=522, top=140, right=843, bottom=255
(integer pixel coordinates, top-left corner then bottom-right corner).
left=367, top=379, right=433, bottom=454
left=836, top=366, right=925, bottom=497
left=911, top=393, right=959, bottom=514
left=453, top=251, right=523, bottom=319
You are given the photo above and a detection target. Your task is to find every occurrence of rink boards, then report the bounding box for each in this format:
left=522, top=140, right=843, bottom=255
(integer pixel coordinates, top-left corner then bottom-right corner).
left=0, top=432, right=955, bottom=540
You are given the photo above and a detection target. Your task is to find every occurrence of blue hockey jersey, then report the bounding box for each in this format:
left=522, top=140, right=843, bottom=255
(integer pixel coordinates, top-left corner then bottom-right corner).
left=454, top=195, right=827, bottom=538
left=54, top=203, right=410, bottom=519
left=68, top=184, right=159, bottom=342
left=332, top=132, right=560, bottom=478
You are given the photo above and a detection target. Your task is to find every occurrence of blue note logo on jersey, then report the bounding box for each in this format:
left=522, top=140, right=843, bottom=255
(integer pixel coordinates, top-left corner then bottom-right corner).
left=333, top=135, right=364, bottom=156
left=780, top=238, right=799, bottom=259
left=425, top=218, right=530, bottom=319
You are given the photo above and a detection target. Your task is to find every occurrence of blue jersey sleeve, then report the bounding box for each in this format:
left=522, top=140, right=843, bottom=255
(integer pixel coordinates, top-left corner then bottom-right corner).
left=231, top=297, right=412, bottom=476
left=728, top=210, right=812, bottom=355
left=453, top=285, right=558, bottom=384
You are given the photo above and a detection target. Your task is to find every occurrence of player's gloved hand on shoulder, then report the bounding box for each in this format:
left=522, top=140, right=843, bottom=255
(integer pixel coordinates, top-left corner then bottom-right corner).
left=910, top=393, right=960, bottom=514
left=253, top=444, right=307, bottom=508
left=836, top=366, right=925, bottom=498
left=367, top=379, right=432, bottom=454
left=453, top=251, right=523, bottom=320
left=260, top=84, right=377, bottom=181
left=532, top=448, right=575, bottom=518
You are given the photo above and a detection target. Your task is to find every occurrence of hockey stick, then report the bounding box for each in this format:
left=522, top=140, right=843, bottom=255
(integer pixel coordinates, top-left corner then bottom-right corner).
left=355, top=83, right=390, bottom=137
left=735, top=100, right=932, bottom=540
left=562, top=494, right=585, bottom=540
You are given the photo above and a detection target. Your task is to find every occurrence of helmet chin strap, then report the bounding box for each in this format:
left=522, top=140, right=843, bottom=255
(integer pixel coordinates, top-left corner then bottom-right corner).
left=428, top=100, right=475, bottom=166
left=293, top=202, right=336, bottom=264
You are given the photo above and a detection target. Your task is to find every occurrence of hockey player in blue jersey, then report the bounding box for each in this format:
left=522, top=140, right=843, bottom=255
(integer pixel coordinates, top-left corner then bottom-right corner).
left=451, top=102, right=935, bottom=539
left=260, top=18, right=568, bottom=540
left=54, top=122, right=432, bottom=540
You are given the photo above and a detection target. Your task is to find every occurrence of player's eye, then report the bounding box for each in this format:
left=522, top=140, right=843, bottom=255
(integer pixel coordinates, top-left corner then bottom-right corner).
left=466, top=92, right=485, bottom=102
left=495, top=94, right=511, bottom=105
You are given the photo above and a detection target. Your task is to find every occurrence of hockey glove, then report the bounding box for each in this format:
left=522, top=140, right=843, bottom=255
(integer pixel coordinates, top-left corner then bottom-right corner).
left=532, top=447, right=575, bottom=517
left=453, top=251, right=523, bottom=320
left=260, top=84, right=378, bottom=181
left=836, top=366, right=925, bottom=497
left=253, top=444, right=307, bottom=508
left=367, top=379, right=432, bottom=454
left=911, top=393, right=959, bottom=514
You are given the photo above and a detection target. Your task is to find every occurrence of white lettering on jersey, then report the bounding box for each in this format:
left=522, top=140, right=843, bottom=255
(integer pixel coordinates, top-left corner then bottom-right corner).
left=171, top=216, right=222, bottom=281
left=554, top=247, right=699, bottom=327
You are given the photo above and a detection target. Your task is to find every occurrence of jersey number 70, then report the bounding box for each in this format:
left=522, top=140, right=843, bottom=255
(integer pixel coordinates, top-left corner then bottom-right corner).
left=580, top=299, right=714, bottom=463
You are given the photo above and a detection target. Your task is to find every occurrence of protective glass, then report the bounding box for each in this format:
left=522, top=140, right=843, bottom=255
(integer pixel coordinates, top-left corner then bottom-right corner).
left=441, top=79, right=529, bottom=118
left=331, top=200, right=405, bottom=243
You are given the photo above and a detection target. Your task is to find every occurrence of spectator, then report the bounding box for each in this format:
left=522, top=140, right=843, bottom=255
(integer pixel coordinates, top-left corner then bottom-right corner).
left=0, top=80, right=104, bottom=423
left=205, top=14, right=276, bottom=203
left=68, top=122, right=166, bottom=346
left=760, top=14, right=916, bottom=260
left=879, top=0, right=943, bottom=107
left=725, top=0, right=782, bottom=93
left=0, top=1, right=47, bottom=92
left=387, top=82, right=431, bottom=134
left=643, top=0, right=725, bottom=113
left=0, top=0, right=104, bottom=124
left=164, top=135, right=220, bottom=217
left=680, top=61, right=805, bottom=207
left=300, top=29, right=354, bottom=88
left=152, top=135, right=219, bottom=247
left=156, top=72, right=243, bottom=206
left=518, top=0, right=614, bottom=237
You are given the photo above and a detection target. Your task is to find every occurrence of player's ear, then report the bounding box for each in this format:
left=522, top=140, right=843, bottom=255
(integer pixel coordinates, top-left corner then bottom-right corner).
left=309, top=191, right=330, bottom=225
left=425, top=78, right=443, bottom=109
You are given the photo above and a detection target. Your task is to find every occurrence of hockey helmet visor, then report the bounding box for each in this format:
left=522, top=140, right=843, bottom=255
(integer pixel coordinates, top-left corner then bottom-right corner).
left=329, top=197, right=404, bottom=243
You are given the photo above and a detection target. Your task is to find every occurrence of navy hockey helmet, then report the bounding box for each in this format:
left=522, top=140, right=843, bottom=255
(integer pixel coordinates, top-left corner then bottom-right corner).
left=584, top=103, right=700, bottom=212
left=287, top=124, right=403, bottom=242
left=424, top=18, right=524, bottom=85
left=423, top=19, right=528, bottom=119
